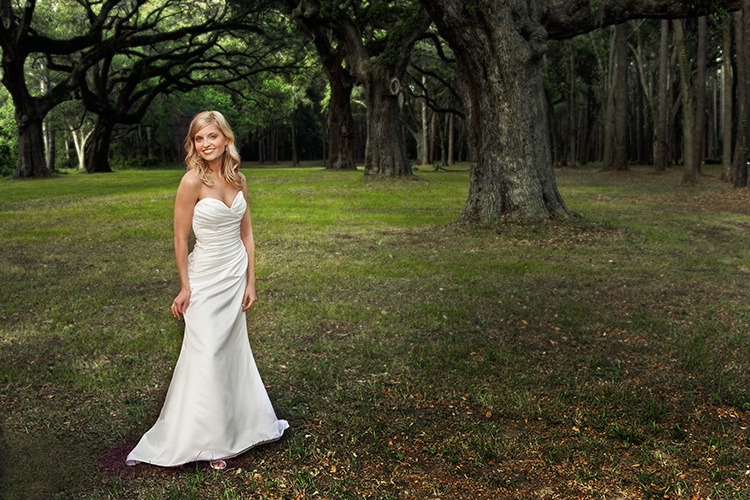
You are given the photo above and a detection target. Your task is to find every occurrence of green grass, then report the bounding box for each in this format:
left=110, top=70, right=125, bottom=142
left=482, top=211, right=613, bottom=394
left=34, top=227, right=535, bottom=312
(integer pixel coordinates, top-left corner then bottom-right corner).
left=1, top=164, right=750, bottom=498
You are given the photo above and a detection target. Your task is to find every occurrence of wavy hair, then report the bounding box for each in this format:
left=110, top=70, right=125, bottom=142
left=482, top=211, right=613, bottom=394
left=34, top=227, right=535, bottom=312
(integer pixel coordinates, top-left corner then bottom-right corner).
left=184, top=111, right=242, bottom=188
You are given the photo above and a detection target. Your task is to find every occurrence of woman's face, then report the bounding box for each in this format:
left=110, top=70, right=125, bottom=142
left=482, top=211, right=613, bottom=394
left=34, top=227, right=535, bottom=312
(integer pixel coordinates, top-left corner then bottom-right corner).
left=194, top=123, right=228, bottom=164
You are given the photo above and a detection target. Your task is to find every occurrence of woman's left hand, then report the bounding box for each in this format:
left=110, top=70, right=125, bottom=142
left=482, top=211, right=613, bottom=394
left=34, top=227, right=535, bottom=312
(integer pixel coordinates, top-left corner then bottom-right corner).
left=242, top=285, right=257, bottom=311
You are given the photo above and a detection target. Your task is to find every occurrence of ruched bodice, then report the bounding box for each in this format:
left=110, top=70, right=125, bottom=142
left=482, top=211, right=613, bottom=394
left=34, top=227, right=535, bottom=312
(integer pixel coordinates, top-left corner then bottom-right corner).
left=192, top=192, right=244, bottom=250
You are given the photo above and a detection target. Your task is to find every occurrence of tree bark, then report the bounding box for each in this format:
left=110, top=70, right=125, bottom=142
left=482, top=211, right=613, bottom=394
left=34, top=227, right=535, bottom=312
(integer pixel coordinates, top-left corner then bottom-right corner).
left=363, top=69, right=412, bottom=176
left=733, top=9, right=749, bottom=186
left=545, top=0, right=742, bottom=39
left=636, top=78, right=645, bottom=163
left=15, top=111, right=51, bottom=178
left=654, top=19, right=670, bottom=171
left=429, top=109, right=437, bottom=165
left=566, top=39, right=577, bottom=167
left=612, top=22, right=629, bottom=171
left=421, top=1, right=570, bottom=222
left=349, top=20, right=429, bottom=176
left=602, top=29, right=616, bottom=169
left=2, top=0, right=51, bottom=178
left=420, top=76, right=429, bottom=165
left=3, top=39, right=51, bottom=177
left=673, top=19, right=698, bottom=184
left=721, top=16, right=733, bottom=182
left=41, top=73, right=56, bottom=173
left=326, top=73, right=356, bottom=170
left=695, top=16, right=707, bottom=172
left=68, top=122, right=91, bottom=171
left=85, top=119, right=115, bottom=173
left=44, top=120, right=56, bottom=173
left=290, top=107, right=299, bottom=166
left=447, top=112, right=455, bottom=165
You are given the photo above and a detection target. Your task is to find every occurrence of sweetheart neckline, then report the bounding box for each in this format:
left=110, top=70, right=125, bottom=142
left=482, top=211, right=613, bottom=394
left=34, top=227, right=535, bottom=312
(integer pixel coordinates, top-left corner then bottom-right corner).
left=196, top=191, right=243, bottom=209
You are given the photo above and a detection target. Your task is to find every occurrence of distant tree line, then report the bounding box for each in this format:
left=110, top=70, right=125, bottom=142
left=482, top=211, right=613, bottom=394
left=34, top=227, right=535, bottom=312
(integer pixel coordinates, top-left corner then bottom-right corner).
left=1, top=0, right=746, bottom=222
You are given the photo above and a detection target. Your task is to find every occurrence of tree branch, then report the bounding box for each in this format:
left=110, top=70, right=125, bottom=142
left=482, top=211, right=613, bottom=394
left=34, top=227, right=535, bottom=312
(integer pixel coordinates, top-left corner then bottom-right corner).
left=544, top=0, right=742, bottom=40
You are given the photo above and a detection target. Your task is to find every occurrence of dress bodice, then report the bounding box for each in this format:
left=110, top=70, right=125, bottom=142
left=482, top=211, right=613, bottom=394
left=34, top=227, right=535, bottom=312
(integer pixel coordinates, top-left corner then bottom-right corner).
left=192, top=191, right=245, bottom=246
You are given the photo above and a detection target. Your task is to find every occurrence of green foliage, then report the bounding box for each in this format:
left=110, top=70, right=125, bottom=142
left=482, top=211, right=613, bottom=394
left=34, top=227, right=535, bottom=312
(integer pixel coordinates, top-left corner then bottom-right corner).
left=0, top=88, right=17, bottom=177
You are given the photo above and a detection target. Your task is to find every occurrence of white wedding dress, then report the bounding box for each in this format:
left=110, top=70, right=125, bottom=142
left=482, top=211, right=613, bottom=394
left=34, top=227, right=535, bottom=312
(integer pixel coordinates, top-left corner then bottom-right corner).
left=126, top=191, right=288, bottom=467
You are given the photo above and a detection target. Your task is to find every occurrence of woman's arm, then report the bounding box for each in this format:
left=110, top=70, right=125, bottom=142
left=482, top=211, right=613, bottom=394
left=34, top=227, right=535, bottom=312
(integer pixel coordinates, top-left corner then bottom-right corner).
left=171, top=172, right=201, bottom=319
left=239, top=173, right=257, bottom=311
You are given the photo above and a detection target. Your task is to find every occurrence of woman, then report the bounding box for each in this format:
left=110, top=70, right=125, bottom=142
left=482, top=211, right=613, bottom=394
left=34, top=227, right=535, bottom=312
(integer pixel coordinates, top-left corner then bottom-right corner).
left=126, top=111, right=288, bottom=470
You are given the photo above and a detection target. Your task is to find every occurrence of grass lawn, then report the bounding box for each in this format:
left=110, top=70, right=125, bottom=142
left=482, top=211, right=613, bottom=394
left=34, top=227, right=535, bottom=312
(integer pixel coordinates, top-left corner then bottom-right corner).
left=1, top=163, right=749, bottom=499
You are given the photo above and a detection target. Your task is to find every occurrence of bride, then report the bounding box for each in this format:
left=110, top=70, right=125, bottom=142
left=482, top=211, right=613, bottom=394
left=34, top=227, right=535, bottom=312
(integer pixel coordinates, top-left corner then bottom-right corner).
left=126, top=110, right=288, bottom=470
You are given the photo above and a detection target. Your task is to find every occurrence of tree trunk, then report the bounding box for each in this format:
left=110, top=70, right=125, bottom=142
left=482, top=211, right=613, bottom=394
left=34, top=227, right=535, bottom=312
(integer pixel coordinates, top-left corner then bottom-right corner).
left=40, top=72, right=56, bottom=173
left=85, top=119, right=115, bottom=173
left=421, top=1, right=569, bottom=222
left=440, top=113, right=448, bottom=165
left=63, top=133, right=71, bottom=168
left=654, top=20, right=670, bottom=171
left=15, top=112, right=51, bottom=178
left=290, top=108, right=299, bottom=166
left=611, top=22, right=629, bottom=171
left=636, top=83, right=645, bottom=163
left=285, top=1, right=359, bottom=171
left=43, top=118, right=56, bottom=173
left=363, top=70, right=412, bottom=176
left=733, top=9, right=749, bottom=186
left=447, top=112, right=455, bottom=165
left=429, top=110, right=437, bottom=164
left=420, top=76, right=429, bottom=165
left=578, top=97, right=592, bottom=164
left=566, top=39, right=577, bottom=167
left=68, top=123, right=90, bottom=170
left=325, top=71, right=357, bottom=170
left=2, top=20, right=52, bottom=178
left=602, top=28, right=616, bottom=169
left=721, top=16, right=733, bottom=181
left=706, top=74, right=719, bottom=160
left=695, top=16, right=707, bottom=172
left=146, top=126, right=153, bottom=160
left=673, top=19, right=698, bottom=184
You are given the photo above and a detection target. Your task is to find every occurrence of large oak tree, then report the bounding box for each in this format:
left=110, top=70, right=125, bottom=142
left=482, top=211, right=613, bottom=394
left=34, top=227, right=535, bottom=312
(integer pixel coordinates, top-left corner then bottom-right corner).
left=283, top=0, right=358, bottom=170
left=0, top=0, right=111, bottom=177
left=286, top=0, right=431, bottom=176
left=0, top=0, right=283, bottom=177
left=77, top=5, right=296, bottom=173
left=419, top=0, right=742, bottom=223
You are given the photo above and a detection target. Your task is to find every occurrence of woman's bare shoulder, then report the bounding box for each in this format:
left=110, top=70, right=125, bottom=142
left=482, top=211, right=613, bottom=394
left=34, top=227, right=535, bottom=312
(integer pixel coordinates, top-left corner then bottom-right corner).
left=180, top=169, right=201, bottom=184
left=176, top=170, right=203, bottom=201
left=179, top=170, right=203, bottom=189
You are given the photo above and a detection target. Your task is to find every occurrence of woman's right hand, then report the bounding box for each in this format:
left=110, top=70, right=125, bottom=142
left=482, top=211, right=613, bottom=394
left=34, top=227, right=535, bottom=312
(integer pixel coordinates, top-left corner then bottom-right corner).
left=171, top=288, right=191, bottom=319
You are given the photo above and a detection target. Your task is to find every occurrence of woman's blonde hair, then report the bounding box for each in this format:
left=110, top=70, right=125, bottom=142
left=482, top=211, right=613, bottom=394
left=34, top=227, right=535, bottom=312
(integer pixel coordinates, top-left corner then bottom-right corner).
left=184, top=110, right=242, bottom=188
